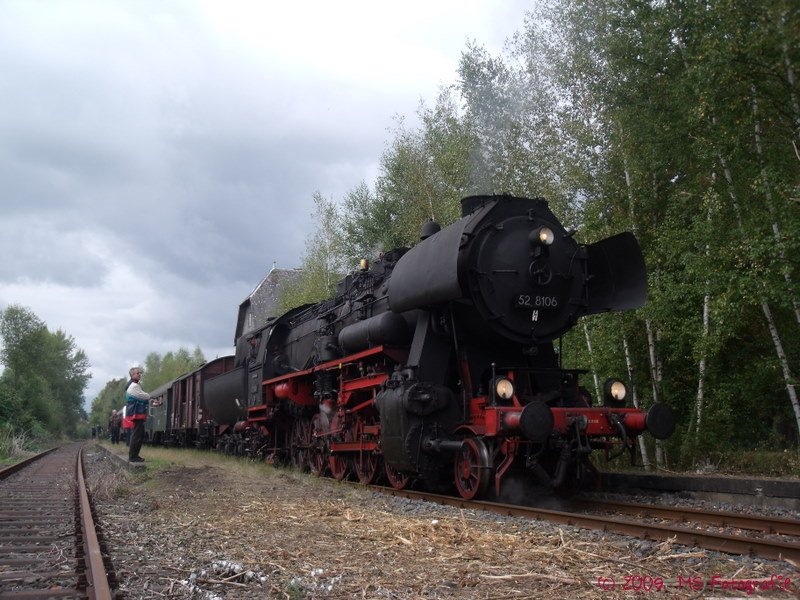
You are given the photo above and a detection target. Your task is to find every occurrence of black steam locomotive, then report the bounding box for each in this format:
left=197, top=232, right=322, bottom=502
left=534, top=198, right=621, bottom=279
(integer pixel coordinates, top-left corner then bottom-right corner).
left=148, top=195, right=674, bottom=499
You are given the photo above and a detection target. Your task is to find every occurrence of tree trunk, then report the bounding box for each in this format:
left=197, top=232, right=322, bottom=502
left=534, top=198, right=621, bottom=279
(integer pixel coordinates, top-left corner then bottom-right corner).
left=622, top=160, right=664, bottom=467
left=752, top=91, right=800, bottom=326
left=761, top=302, right=800, bottom=438
left=780, top=13, right=800, bottom=147
left=672, top=41, right=712, bottom=452
left=694, top=287, right=710, bottom=442
left=684, top=187, right=714, bottom=446
left=718, top=149, right=800, bottom=441
left=645, top=319, right=665, bottom=468
left=623, top=336, right=651, bottom=469
left=583, top=323, right=602, bottom=403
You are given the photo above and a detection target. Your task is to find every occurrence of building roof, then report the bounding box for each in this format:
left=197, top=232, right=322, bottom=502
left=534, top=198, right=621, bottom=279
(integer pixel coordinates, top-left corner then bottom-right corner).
left=234, top=267, right=303, bottom=342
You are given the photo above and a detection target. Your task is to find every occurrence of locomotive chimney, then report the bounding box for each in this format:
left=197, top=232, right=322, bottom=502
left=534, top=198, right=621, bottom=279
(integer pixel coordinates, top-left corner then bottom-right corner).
left=420, top=220, right=441, bottom=240
left=460, top=195, right=493, bottom=216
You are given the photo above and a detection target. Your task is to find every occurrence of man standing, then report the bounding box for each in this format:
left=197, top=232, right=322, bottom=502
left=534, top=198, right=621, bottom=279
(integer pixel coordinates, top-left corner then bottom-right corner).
left=126, top=367, right=150, bottom=463
left=109, top=409, right=121, bottom=444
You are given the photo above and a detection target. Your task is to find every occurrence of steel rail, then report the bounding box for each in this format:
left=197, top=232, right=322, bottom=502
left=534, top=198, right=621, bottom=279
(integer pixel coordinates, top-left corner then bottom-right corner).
left=571, top=498, right=800, bottom=537
left=0, top=443, right=114, bottom=598
left=377, top=487, right=800, bottom=564
left=0, top=447, right=56, bottom=480
left=76, top=447, right=112, bottom=600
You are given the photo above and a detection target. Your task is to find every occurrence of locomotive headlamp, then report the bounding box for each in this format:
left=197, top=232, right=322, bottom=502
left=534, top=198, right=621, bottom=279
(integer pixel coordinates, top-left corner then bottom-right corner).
left=494, top=377, right=515, bottom=400
left=530, top=226, right=555, bottom=246
left=603, top=378, right=628, bottom=407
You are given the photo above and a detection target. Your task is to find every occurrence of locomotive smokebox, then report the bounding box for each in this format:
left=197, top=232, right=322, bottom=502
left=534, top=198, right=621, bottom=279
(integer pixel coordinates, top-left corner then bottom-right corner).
left=388, top=195, right=650, bottom=346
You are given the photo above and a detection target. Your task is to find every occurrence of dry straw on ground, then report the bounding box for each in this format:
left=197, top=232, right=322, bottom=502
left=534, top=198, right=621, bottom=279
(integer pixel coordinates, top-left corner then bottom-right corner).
left=85, top=445, right=799, bottom=599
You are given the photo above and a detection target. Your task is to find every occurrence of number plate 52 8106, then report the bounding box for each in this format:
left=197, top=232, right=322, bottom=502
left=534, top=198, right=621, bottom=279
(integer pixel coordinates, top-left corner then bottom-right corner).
left=515, top=294, right=559, bottom=308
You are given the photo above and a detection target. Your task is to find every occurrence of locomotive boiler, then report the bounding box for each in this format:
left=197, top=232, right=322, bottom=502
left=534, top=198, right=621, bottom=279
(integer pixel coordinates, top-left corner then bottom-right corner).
left=202, top=194, right=675, bottom=499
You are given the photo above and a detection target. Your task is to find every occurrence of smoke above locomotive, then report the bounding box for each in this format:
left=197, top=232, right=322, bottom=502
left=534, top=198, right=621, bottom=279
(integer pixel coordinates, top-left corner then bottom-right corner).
left=194, top=194, right=675, bottom=499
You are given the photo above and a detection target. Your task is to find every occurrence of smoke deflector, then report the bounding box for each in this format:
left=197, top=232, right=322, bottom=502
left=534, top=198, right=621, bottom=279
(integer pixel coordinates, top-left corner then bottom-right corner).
left=585, top=232, right=648, bottom=315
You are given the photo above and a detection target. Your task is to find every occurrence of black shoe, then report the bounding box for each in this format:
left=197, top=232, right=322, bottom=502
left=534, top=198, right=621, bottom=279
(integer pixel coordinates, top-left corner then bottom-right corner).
left=129, top=456, right=145, bottom=463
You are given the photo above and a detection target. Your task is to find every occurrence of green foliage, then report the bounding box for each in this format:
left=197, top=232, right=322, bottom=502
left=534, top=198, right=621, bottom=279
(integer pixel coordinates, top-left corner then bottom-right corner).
left=277, top=193, right=348, bottom=312
left=535, top=0, right=800, bottom=462
left=0, top=422, right=28, bottom=461
left=88, top=378, right=129, bottom=430
left=142, top=346, right=205, bottom=391
left=338, top=182, right=407, bottom=266
left=0, top=377, right=22, bottom=425
left=0, top=305, right=91, bottom=438
left=376, top=90, right=475, bottom=243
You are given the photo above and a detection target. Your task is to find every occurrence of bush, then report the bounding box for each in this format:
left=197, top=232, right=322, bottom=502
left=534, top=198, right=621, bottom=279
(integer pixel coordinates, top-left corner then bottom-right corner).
left=703, top=449, right=800, bottom=478
left=0, top=422, right=28, bottom=460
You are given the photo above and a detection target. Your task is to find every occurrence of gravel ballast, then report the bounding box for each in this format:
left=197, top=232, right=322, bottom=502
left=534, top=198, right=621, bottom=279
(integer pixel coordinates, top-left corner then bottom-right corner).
left=84, top=444, right=799, bottom=599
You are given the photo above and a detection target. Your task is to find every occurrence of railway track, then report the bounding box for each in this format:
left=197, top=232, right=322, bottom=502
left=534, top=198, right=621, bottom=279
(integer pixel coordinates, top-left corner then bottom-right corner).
left=0, top=443, right=113, bottom=599
left=375, top=486, right=800, bottom=564
left=571, top=497, right=800, bottom=537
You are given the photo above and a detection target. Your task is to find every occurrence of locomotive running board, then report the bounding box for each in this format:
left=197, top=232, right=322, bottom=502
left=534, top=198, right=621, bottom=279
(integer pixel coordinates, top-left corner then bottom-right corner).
left=262, top=345, right=409, bottom=386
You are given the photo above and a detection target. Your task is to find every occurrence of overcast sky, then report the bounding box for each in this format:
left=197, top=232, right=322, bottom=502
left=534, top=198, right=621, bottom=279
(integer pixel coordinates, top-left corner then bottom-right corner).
left=0, top=0, right=530, bottom=409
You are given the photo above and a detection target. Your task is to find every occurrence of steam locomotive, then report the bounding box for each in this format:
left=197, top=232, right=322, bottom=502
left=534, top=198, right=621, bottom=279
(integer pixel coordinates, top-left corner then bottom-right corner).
left=146, top=195, right=674, bottom=499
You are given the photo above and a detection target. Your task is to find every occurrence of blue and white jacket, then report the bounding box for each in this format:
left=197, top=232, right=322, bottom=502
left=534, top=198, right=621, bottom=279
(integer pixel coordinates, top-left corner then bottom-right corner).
left=125, top=381, right=151, bottom=422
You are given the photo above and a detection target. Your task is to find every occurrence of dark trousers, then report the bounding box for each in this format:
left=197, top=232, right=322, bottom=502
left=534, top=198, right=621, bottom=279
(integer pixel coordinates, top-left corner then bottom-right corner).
left=129, top=421, right=145, bottom=459
left=111, top=427, right=120, bottom=444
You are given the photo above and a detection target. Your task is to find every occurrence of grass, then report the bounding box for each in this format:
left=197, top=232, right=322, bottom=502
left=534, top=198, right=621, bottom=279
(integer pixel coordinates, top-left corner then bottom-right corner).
left=95, top=439, right=800, bottom=489
left=96, top=440, right=302, bottom=481
left=591, top=444, right=800, bottom=479
left=0, top=425, right=29, bottom=464
left=701, top=449, right=800, bottom=478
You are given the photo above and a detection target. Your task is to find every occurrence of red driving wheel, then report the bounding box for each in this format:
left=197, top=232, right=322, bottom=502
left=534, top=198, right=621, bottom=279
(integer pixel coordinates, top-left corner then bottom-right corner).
left=454, top=437, right=492, bottom=500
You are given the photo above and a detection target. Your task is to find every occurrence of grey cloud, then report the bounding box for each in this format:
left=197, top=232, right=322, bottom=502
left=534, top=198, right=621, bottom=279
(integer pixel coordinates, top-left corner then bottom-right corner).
left=0, top=0, right=529, bottom=409
left=0, top=220, right=110, bottom=286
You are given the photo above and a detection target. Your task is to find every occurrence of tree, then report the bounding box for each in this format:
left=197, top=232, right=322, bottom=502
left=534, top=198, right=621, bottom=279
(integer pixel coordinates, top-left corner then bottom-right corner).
left=0, top=305, right=91, bottom=436
left=42, top=329, right=91, bottom=434
left=277, top=193, right=347, bottom=312
left=531, top=0, right=800, bottom=456
left=88, top=378, right=128, bottom=432
left=142, top=346, right=205, bottom=391
left=376, top=90, right=476, bottom=243
left=338, top=181, right=407, bottom=266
